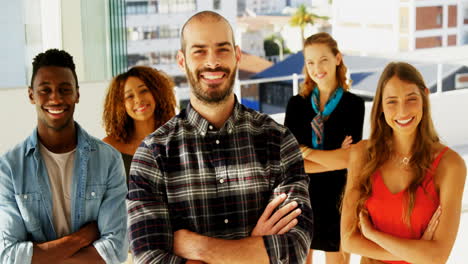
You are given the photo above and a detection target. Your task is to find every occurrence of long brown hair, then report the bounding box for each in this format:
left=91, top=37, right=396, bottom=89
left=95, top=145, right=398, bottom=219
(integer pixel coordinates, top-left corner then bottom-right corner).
left=351, top=62, right=439, bottom=234
left=300, top=32, right=350, bottom=97
left=103, top=66, right=177, bottom=142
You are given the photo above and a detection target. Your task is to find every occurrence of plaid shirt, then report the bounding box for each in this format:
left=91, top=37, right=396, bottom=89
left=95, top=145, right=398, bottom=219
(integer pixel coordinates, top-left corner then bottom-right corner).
left=127, top=100, right=313, bottom=264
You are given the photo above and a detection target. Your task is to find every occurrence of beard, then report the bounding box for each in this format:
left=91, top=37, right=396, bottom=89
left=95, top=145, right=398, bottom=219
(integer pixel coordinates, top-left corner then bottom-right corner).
left=185, top=62, right=237, bottom=105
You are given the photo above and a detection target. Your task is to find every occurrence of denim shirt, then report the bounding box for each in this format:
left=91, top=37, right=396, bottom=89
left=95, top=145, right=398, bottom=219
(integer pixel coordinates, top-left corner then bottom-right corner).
left=0, top=123, right=128, bottom=263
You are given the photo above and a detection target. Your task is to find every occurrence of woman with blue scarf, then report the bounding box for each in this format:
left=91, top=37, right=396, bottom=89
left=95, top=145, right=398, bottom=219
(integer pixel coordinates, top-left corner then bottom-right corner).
left=285, top=32, right=365, bottom=264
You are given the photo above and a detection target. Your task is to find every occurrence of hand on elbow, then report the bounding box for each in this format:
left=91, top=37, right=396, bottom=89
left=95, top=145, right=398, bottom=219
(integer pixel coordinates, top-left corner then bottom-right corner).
left=252, top=194, right=301, bottom=236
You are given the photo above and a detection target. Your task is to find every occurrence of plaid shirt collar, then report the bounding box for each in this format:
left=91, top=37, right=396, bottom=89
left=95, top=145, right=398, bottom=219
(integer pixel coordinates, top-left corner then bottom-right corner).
left=185, top=96, right=240, bottom=136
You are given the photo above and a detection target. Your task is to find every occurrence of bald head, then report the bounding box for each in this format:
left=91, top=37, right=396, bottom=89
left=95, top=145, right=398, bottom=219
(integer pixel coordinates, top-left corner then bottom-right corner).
left=180, top=11, right=236, bottom=53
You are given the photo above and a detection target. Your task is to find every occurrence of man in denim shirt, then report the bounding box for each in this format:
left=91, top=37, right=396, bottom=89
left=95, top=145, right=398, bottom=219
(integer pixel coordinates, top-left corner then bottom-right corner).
left=0, top=49, right=128, bottom=263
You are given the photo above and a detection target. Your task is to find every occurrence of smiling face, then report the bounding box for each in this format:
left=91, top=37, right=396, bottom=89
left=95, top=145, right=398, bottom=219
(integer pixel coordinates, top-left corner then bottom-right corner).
left=29, top=66, right=79, bottom=132
left=382, top=75, right=424, bottom=137
left=304, top=43, right=341, bottom=89
left=123, top=76, right=156, bottom=122
left=177, top=17, right=240, bottom=104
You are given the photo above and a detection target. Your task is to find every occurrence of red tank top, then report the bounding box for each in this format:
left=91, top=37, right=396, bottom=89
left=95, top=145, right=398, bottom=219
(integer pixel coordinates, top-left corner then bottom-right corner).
left=365, top=147, right=448, bottom=264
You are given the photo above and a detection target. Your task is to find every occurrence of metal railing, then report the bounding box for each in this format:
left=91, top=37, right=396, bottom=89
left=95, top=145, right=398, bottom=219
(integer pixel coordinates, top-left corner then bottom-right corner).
left=231, top=62, right=468, bottom=115
left=237, top=71, right=377, bottom=98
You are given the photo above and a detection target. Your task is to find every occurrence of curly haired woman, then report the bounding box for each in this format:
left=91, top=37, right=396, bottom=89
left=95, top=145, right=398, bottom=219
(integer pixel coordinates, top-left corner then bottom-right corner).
left=103, top=66, right=177, bottom=182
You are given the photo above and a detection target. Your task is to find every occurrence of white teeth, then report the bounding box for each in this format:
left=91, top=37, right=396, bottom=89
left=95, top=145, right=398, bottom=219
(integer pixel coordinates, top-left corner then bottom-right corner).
left=203, top=74, right=223, bottom=80
left=396, top=117, right=413, bottom=124
left=135, top=105, right=147, bottom=112
left=48, top=109, right=64, bottom=114
left=316, top=73, right=326, bottom=78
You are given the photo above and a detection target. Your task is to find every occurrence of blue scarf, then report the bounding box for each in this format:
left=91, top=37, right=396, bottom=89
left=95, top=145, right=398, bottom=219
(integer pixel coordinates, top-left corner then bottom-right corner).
left=310, top=87, right=344, bottom=149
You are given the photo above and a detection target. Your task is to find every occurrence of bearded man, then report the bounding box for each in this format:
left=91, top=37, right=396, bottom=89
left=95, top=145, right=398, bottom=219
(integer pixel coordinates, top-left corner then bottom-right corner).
left=127, top=11, right=313, bottom=264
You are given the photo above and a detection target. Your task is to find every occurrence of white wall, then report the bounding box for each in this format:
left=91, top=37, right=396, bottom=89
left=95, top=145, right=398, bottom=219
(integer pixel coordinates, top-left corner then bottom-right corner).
left=332, top=0, right=399, bottom=55
left=0, top=0, right=27, bottom=88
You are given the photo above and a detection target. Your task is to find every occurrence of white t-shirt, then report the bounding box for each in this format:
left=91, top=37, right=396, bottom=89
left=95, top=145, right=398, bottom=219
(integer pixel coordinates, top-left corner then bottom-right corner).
left=39, top=143, right=76, bottom=238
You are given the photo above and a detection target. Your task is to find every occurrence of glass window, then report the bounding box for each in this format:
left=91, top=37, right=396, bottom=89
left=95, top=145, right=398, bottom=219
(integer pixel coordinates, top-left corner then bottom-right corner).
left=436, top=13, right=442, bottom=25
left=159, top=0, right=170, bottom=13
left=128, top=50, right=177, bottom=67
left=155, top=0, right=196, bottom=14
left=148, top=0, right=158, bottom=13
left=214, top=0, right=221, bottom=10
left=464, top=7, right=468, bottom=24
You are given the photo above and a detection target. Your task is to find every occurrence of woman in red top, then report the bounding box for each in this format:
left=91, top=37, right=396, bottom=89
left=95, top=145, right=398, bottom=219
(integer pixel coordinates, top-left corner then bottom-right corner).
left=341, top=62, right=466, bottom=263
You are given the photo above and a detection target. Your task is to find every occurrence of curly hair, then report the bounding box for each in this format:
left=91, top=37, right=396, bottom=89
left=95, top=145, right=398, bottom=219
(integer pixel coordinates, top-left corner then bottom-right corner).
left=103, top=66, right=177, bottom=143
left=300, top=32, right=349, bottom=97
left=31, top=49, right=78, bottom=88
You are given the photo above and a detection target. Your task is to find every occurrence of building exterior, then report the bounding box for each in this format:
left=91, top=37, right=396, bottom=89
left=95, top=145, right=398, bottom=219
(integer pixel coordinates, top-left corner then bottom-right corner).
left=236, top=0, right=331, bottom=60
left=238, top=51, right=273, bottom=80
left=332, top=0, right=468, bottom=56
left=125, top=0, right=237, bottom=77
left=237, top=13, right=330, bottom=58
left=237, top=15, right=290, bottom=58
left=237, top=0, right=312, bottom=15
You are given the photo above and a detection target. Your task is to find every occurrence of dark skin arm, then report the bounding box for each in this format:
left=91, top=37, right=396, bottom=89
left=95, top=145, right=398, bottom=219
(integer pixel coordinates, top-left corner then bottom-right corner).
left=32, top=222, right=104, bottom=264
left=60, top=246, right=105, bottom=264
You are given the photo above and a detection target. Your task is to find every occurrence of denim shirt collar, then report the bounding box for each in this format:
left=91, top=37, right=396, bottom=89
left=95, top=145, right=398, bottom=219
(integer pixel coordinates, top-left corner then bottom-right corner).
left=24, top=122, right=96, bottom=157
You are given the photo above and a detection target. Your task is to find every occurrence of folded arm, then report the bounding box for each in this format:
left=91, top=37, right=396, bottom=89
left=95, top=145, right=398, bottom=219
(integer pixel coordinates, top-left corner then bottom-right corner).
left=340, top=141, right=402, bottom=261
left=0, top=156, right=110, bottom=264
left=32, top=222, right=103, bottom=264
left=91, top=151, right=129, bottom=263
left=357, top=148, right=466, bottom=264
left=342, top=144, right=466, bottom=264
left=263, top=129, right=313, bottom=263
left=59, top=246, right=104, bottom=264
left=174, top=131, right=313, bottom=263
left=127, top=143, right=186, bottom=264
left=174, top=230, right=268, bottom=264
left=302, top=146, right=350, bottom=173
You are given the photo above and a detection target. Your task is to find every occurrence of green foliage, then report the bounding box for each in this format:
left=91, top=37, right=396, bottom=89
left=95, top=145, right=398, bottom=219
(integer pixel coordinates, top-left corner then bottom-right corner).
left=289, top=4, right=329, bottom=46
left=263, top=35, right=290, bottom=57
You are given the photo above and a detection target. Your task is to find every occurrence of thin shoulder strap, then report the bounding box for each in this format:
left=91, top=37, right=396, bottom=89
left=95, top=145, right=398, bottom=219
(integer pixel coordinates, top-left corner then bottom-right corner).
left=433, top=147, right=449, bottom=168
left=429, top=146, right=450, bottom=175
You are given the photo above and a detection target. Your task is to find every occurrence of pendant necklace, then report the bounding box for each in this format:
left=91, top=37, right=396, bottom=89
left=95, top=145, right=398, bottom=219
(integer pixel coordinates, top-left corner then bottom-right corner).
left=401, top=156, right=410, bottom=166
left=393, top=151, right=412, bottom=168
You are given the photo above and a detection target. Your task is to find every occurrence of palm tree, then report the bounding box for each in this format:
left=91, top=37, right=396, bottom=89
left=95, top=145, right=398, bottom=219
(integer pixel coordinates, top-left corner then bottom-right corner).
left=289, top=4, right=329, bottom=48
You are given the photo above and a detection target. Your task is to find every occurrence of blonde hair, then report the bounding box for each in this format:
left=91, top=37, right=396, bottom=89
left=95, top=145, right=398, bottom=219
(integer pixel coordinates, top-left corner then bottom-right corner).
left=103, top=66, right=177, bottom=142
left=350, top=62, right=439, bottom=235
left=300, top=32, right=350, bottom=97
